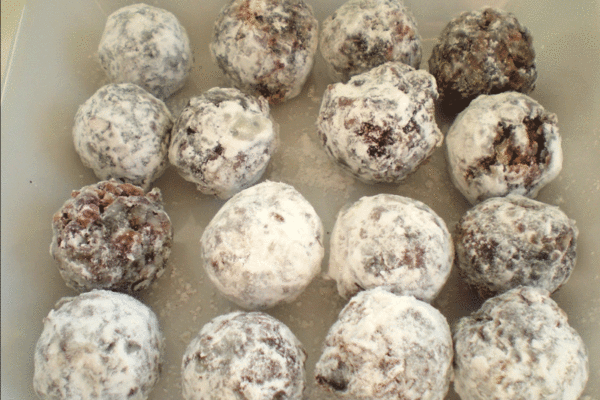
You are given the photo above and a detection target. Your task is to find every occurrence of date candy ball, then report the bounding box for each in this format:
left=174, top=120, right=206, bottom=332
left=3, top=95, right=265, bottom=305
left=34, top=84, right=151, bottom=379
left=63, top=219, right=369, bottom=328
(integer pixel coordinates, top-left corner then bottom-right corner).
left=182, top=311, right=306, bottom=400
left=73, top=83, right=173, bottom=190
left=98, top=3, right=192, bottom=99
left=428, top=8, right=537, bottom=112
left=317, top=61, right=442, bottom=183
left=315, top=288, right=453, bottom=400
left=455, top=195, right=578, bottom=298
left=320, top=0, right=422, bottom=82
left=446, top=92, right=562, bottom=204
left=33, top=290, right=164, bottom=400
left=50, top=180, right=173, bottom=293
left=200, top=181, right=324, bottom=309
left=210, top=0, right=319, bottom=104
left=328, top=194, right=453, bottom=302
left=168, top=87, right=277, bottom=199
left=453, top=286, right=589, bottom=400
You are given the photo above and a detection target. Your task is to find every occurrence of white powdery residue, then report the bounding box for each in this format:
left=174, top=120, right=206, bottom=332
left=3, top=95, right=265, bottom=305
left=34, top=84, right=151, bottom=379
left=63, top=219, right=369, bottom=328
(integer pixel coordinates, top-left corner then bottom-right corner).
left=179, top=330, right=193, bottom=344
left=274, top=131, right=355, bottom=198
left=307, top=84, right=321, bottom=104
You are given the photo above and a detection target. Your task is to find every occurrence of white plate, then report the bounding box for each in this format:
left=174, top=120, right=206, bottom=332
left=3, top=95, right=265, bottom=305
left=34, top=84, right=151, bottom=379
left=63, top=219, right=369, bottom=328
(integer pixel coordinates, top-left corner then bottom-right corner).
left=1, top=1, right=599, bottom=399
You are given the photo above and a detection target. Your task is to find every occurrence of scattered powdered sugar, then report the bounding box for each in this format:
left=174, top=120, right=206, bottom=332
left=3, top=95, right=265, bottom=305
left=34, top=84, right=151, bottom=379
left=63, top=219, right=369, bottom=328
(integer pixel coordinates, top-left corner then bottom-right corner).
left=268, top=129, right=356, bottom=200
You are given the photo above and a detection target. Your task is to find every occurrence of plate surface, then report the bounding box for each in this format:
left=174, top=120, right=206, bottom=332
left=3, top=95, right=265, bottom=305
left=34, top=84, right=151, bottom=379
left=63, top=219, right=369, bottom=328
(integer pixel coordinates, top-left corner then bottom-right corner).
left=2, top=1, right=599, bottom=399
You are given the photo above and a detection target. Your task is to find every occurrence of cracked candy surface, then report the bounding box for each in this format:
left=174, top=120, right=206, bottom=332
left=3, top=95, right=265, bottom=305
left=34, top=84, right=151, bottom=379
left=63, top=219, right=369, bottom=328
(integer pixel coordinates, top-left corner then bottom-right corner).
left=446, top=92, right=562, bottom=204
left=453, top=286, right=589, bottom=400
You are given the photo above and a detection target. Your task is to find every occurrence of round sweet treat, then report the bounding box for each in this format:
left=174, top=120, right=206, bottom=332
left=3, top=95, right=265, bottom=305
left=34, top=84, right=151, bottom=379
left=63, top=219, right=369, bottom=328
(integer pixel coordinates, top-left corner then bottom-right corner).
left=428, top=8, right=537, bottom=112
left=316, top=61, right=442, bottom=183
left=446, top=92, right=562, bottom=204
left=315, top=288, right=453, bottom=399
left=168, top=87, right=278, bottom=199
left=328, top=194, right=453, bottom=302
left=33, top=290, right=164, bottom=400
left=453, top=286, right=589, bottom=400
left=320, top=0, right=422, bottom=82
left=182, top=311, right=306, bottom=400
left=210, top=0, right=319, bottom=104
left=455, top=195, right=578, bottom=298
left=50, top=180, right=173, bottom=293
left=73, top=83, right=173, bottom=190
left=98, top=3, right=192, bottom=99
left=200, top=181, right=324, bottom=309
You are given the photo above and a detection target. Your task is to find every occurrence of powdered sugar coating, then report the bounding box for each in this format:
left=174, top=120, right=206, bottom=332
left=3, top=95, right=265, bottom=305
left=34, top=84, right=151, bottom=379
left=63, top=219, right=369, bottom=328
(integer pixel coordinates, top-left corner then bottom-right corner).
left=315, top=288, right=453, bottom=399
left=320, top=0, right=422, bottom=82
left=73, top=83, right=173, bottom=190
left=453, top=286, right=589, bottom=400
left=33, top=290, right=164, bottom=400
left=210, top=0, right=319, bottom=104
left=317, top=62, right=442, bottom=183
left=50, top=180, right=173, bottom=293
left=182, top=311, right=306, bottom=399
left=428, top=8, right=537, bottom=111
left=455, top=195, right=578, bottom=298
left=446, top=92, right=562, bottom=204
left=329, top=194, right=453, bottom=302
left=200, top=181, right=324, bottom=309
left=98, top=3, right=192, bottom=99
left=169, top=87, right=277, bottom=199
